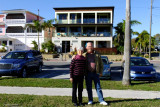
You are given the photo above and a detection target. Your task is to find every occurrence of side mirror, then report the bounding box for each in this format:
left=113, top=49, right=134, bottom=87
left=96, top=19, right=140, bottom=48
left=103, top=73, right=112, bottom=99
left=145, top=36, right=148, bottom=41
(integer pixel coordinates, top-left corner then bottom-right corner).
left=1, top=56, right=4, bottom=59
left=150, top=63, right=154, bottom=66
left=109, top=62, right=113, bottom=64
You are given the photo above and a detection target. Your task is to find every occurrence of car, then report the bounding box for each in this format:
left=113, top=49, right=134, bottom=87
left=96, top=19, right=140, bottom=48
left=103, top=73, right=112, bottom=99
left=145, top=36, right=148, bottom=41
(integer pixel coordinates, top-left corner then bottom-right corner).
left=100, top=56, right=113, bottom=80
left=0, top=50, right=43, bottom=78
left=121, top=57, right=157, bottom=81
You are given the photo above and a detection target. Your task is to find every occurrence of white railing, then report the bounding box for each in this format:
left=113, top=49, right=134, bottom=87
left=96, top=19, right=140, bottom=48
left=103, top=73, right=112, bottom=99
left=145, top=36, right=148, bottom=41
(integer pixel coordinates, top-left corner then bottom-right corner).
left=6, top=33, right=25, bottom=36
left=27, top=33, right=42, bottom=36
left=6, top=19, right=26, bottom=24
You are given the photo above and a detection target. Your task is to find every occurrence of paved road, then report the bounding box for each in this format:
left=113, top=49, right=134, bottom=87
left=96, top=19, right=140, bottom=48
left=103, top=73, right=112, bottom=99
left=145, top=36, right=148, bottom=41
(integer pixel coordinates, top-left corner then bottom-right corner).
left=27, top=61, right=160, bottom=81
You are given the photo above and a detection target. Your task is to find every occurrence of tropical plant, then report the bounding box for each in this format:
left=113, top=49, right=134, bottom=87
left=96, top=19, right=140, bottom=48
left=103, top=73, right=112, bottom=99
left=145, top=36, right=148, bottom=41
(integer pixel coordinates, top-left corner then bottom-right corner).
left=41, top=40, right=55, bottom=54
left=31, top=40, right=38, bottom=50
left=25, top=20, right=46, bottom=51
left=113, top=20, right=141, bottom=54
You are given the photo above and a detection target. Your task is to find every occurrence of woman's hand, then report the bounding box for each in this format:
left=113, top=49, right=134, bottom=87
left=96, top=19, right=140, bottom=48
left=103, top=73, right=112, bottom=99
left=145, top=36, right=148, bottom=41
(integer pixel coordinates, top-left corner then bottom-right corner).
left=70, top=78, right=73, bottom=83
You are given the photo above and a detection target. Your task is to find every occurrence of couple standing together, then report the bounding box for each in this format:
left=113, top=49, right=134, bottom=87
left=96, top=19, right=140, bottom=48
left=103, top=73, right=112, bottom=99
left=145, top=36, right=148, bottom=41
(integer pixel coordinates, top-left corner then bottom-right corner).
left=70, top=42, right=108, bottom=106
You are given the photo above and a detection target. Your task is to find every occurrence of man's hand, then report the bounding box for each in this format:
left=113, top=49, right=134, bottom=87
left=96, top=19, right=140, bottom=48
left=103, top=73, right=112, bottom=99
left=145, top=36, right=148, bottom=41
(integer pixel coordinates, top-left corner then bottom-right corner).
left=72, top=55, right=76, bottom=59
left=70, top=78, right=73, bottom=83
left=99, top=73, right=102, bottom=77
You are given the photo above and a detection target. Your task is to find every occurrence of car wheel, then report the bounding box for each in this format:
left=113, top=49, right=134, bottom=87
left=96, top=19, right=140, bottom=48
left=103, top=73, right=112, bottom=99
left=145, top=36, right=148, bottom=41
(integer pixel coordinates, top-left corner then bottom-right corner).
left=21, top=68, right=27, bottom=78
left=37, top=64, right=43, bottom=73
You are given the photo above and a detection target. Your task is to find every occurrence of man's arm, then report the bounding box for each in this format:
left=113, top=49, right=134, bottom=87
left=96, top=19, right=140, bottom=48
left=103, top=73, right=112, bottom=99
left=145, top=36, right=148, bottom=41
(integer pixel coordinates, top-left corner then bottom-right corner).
left=70, top=59, right=75, bottom=82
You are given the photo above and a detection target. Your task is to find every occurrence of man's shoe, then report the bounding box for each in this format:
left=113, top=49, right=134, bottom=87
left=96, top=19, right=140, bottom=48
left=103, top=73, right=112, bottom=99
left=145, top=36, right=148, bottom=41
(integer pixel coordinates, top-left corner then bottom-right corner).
left=79, top=103, right=84, bottom=107
left=100, top=101, right=108, bottom=106
left=73, top=103, right=78, bottom=107
left=88, top=101, right=93, bottom=105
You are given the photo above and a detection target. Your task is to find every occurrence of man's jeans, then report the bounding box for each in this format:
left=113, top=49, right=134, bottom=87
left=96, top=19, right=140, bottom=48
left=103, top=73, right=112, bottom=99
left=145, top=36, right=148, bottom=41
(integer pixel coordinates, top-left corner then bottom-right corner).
left=85, top=72, right=104, bottom=102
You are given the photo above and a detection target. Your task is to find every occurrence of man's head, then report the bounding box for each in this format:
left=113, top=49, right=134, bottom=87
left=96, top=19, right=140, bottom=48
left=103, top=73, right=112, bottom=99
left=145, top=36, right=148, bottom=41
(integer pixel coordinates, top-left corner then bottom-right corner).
left=86, top=42, right=94, bottom=53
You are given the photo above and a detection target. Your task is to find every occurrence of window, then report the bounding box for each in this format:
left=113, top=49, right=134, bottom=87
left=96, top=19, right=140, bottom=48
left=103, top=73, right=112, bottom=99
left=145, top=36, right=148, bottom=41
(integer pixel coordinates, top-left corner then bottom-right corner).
left=0, top=28, right=2, bottom=33
left=9, top=41, right=12, bottom=46
left=27, top=52, right=33, bottom=58
left=2, top=41, right=7, bottom=45
left=59, top=14, right=67, bottom=20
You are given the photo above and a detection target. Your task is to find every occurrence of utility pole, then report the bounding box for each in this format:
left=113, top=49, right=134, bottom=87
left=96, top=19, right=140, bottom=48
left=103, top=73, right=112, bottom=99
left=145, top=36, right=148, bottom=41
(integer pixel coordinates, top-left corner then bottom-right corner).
left=149, top=0, right=153, bottom=60
left=38, top=9, right=40, bottom=51
left=122, top=0, right=131, bottom=86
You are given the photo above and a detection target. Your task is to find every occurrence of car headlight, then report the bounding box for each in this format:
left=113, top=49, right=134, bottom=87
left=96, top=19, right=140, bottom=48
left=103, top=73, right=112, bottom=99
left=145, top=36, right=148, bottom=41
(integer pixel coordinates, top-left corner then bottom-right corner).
left=12, top=64, right=20, bottom=69
left=151, top=71, right=156, bottom=74
left=131, top=70, right=136, bottom=74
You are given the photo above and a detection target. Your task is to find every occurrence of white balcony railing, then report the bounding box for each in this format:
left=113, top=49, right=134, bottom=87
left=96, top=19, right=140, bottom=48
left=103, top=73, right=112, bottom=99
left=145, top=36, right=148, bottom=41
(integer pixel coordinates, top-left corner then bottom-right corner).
left=27, top=33, right=42, bottom=36
left=6, top=33, right=42, bottom=37
left=6, top=33, right=25, bottom=36
left=6, top=19, right=26, bottom=24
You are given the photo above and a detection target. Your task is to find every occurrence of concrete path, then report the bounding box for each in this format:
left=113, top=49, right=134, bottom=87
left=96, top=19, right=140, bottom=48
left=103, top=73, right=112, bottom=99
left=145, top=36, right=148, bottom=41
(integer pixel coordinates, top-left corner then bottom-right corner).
left=0, top=86, right=160, bottom=99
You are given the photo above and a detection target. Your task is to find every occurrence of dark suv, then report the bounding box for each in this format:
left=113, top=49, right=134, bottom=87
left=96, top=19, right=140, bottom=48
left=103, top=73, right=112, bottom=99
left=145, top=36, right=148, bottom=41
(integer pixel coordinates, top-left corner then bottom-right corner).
left=0, top=50, right=43, bottom=78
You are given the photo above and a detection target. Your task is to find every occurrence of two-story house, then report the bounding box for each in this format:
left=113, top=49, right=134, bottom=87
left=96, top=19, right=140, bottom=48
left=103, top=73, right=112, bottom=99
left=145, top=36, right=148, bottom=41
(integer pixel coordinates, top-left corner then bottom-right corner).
left=52, top=7, right=114, bottom=53
left=0, top=9, right=44, bottom=52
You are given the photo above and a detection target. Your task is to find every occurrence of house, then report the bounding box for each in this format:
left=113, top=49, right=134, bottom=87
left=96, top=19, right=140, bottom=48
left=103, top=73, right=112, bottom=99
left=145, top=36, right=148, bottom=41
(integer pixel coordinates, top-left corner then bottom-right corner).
left=0, top=9, right=45, bottom=52
left=52, top=7, right=114, bottom=53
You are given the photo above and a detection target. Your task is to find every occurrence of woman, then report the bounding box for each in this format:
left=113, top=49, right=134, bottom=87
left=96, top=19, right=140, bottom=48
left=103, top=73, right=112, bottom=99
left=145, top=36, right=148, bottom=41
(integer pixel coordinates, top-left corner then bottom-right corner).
left=70, top=46, right=86, bottom=107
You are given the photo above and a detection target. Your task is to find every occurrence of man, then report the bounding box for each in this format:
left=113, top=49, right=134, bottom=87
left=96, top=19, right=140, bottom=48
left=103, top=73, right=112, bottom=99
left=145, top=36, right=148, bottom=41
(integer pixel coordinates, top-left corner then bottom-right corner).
left=72, top=42, right=108, bottom=106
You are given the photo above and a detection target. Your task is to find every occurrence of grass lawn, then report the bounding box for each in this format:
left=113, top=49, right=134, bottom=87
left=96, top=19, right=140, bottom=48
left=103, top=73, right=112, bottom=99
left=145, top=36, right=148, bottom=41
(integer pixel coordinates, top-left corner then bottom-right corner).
left=0, top=94, right=160, bottom=107
left=0, top=77, right=160, bottom=91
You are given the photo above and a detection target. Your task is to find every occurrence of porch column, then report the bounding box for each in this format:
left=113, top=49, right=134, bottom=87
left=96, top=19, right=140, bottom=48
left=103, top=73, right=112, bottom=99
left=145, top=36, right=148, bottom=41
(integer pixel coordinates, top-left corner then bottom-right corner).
left=81, top=25, right=83, bottom=36
left=94, top=40, right=96, bottom=48
left=81, top=13, right=83, bottom=24
left=24, top=27, right=27, bottom=50
left=110, top=39, right=113, bottom=48
left=67, top=27, right=70, bottom=37
left=95, top=26, right=97, bottom=36
left=7, top=40, right=9, bottom=52
left=95, top=12, right=97, bottom=24
left=68, top=13, right=70, bottom=24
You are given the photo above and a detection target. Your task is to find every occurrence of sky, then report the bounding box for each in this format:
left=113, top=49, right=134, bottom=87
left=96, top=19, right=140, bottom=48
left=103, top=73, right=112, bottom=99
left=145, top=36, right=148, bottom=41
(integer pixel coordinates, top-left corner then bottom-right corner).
left=0, top=0, right=160, bottom=37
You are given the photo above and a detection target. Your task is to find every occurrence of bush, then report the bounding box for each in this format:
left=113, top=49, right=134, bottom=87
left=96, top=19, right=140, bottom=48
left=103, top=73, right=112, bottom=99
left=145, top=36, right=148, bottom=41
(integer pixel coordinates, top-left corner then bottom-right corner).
left=31, top=41, right=38, bottom=50
left=41, top=40, right=56, bottom=54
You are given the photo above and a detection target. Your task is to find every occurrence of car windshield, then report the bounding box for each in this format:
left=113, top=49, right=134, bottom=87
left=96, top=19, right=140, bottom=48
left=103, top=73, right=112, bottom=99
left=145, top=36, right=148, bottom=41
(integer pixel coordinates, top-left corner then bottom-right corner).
left=102, top=58, right=109, bottom=65
left=3, top=52, right=26, bottom=59
left=131, top=58, right=150, bottom=66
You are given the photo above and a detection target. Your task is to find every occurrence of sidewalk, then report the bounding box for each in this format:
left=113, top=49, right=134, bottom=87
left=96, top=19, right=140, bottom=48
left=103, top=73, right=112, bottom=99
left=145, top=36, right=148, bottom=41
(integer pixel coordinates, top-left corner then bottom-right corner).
left=0, top=86, right=160, bottom=99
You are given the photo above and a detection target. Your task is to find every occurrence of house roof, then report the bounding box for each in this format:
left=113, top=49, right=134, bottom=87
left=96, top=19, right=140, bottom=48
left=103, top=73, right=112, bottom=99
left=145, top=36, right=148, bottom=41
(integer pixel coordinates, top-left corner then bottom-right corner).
left=53, top=6, right=114, bottom=10
left=1, top=9, right=44, bottom=19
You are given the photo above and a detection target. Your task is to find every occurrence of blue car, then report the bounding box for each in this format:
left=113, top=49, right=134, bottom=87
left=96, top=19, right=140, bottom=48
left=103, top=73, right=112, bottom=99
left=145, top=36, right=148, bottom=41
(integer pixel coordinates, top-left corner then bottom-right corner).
left=0, top=50, right=43, bottom=78
left=121, top=57, right=157, bottom=81
left=100, top=56, right=113, bottom=79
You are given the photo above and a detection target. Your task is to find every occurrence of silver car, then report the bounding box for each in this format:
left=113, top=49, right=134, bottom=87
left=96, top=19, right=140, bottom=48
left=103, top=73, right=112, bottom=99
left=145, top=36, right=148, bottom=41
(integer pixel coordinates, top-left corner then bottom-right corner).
left=100, top=56, right=113, bottom=80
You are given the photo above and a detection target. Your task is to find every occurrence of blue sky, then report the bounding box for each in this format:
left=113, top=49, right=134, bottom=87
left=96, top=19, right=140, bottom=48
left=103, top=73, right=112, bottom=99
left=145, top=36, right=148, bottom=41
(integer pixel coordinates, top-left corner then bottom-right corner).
left=0, top=0, right=160, bottom=37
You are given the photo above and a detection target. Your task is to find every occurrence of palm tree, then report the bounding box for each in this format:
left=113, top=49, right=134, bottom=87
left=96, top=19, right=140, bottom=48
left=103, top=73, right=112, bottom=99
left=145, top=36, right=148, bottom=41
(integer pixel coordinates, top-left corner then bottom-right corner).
left=25, top=20, right=45, bottom=51
left=113, top=20, right=141, bottom=54
left=122, top=0, right=131, bottom=86
left=43, top=19, right=54, bottom=42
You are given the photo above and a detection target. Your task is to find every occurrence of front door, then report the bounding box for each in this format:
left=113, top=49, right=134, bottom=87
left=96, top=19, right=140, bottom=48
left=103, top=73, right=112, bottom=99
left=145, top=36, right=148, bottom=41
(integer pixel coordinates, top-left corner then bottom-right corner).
left=62, top=41, right=70, bottom=53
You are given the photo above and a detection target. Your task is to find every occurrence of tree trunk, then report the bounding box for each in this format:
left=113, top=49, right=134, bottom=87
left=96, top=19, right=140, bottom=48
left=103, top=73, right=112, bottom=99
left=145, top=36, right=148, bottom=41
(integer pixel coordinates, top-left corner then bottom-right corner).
left=122, top=0, right=131, bottom=86
left=140, top=43, right=141, bottom=54
left=38, top=32, right=40, bottom=51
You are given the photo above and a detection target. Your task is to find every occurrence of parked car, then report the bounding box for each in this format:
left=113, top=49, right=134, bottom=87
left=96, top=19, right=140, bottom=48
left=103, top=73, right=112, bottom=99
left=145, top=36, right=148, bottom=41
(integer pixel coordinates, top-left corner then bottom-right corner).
left=121, top=57, right=157, bottom=81
left=100, top=56, right=113, bottom=80
left=0, top=50, right=43, bottom=78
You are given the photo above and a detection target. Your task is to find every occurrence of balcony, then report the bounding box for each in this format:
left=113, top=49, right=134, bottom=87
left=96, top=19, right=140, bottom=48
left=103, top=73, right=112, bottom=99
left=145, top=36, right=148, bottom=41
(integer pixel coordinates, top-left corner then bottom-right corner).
left=56, top=20, right=68, bottom=24
left=69, top=19, right=81, bottom=24
left=27, top=33, right=42, bottom=36
left=6, top=33, right=25, bottom=36
left=6, top=19, right=26, bottom=24
left=97, top=18, right=111, bottom=24
left=83, top=18, right=95, bottom=24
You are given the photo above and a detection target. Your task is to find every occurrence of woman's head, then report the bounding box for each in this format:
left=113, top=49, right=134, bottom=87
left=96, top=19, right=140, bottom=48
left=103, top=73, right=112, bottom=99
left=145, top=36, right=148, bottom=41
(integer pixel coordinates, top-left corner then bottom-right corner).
left=77, top=46, right=84, bottom=55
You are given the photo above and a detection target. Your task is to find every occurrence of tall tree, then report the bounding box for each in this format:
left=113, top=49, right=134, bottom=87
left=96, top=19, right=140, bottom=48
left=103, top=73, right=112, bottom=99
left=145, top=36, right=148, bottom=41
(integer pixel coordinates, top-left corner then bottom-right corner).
left=114, top=20, right=141, bottom=54
left=25, top=20, right=45, bottom=51
left=43, top=19, right=54, bottom=41
left=122, top=0, right=131, bottom=86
